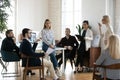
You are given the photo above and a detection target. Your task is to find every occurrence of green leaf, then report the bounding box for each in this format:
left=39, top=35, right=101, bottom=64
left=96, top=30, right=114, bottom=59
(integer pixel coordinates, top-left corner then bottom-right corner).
left=0, top=0, right=11, bottom=32
left=76, top=24, right=82, bottom=35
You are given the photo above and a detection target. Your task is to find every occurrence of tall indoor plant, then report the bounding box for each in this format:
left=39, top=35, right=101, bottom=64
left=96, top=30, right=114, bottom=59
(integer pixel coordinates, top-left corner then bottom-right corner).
left=0, top=0, right=11, bottom=33
left=76, top=24, right=82, bottom=36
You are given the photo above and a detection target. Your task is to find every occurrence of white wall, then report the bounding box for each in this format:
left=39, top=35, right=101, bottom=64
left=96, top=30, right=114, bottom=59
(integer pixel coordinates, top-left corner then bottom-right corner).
left=48, top=0, right=61, bottom=40
left=16, top=0, right=48, bottom=38
left=48, top=0, right=115, bottom=40
left=81, top=0, right=106, bottom=35
left=115, top=0, right=120, bottom=35
left=15, top=0, right=116, bottom=40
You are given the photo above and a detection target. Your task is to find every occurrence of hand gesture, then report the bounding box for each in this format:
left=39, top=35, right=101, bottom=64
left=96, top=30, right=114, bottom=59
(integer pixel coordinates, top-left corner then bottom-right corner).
left=49, top=44, right=55, bottom=49
left=98, top=23, right=102, bottom=27
left=35, top=38, right=41, bottom=43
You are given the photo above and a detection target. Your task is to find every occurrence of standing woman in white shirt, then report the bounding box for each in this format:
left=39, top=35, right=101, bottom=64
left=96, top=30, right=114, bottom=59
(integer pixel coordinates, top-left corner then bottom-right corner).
left=74, top=20, right=93, bottom=73
left=41, top=19, right=61, bottom=76
left=98, top=15, right=114, bottom=50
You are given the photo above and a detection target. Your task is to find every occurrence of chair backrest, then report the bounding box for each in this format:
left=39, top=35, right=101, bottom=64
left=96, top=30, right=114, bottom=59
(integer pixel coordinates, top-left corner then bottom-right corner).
left=1, top=50, right=20, bottom=62
left=104, top=63, right=120, bottom=69
left=20, top=53, right=29, bottom=68
left=93, top=63, right=120, bottom=80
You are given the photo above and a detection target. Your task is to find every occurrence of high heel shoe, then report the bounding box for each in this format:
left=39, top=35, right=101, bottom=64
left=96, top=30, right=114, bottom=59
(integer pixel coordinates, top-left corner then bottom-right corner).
left=74, top=70, right=77, bottom=73
left=77, top=68, right=83, bottom=73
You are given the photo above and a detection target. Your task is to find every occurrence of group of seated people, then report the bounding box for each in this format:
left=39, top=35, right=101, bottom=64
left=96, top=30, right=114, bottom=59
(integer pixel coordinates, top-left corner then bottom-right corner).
left=0, top=20, right=93, bottom=80
left=1, top=29, right=61, bottom=80
left=1, top=16, right=120, bottom=80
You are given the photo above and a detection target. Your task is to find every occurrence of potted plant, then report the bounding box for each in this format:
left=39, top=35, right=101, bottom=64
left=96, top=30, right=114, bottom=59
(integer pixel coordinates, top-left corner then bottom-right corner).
left=75, top=24, right=92, bottom=41
left=75, top=24, right=82, bottom=40
left=0, top=0, right=11, bottom=33
left=76, top=24, right=82, bottom=36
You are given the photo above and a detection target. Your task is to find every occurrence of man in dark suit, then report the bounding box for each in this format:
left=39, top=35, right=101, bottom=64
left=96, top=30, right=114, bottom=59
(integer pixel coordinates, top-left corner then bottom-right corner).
left=56, top=28, right=78, bottom=69
left=20, top=28, right=61, bottom=80
left=1, top=29, right=20, bottom=58
left=19, top=28, right=45, bottom=75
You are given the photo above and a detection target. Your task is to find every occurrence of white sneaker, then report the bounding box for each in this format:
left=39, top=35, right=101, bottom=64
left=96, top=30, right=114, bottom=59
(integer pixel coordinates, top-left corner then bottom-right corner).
left=55, top=67, right=62, bottom=77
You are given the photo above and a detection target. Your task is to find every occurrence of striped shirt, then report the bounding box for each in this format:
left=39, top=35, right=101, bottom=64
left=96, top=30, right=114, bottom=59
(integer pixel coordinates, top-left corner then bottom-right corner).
left=41, top=29, right=55, bottom=45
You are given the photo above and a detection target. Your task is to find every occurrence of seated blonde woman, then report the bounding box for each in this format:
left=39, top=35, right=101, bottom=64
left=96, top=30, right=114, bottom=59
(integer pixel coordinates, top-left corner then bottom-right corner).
left=96, top=34, right=120, bottom=80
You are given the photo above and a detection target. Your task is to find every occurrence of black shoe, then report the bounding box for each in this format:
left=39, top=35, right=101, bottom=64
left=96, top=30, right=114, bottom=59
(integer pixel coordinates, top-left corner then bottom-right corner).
left=78, top=70, right=82, bottom=73
left=27, top=72, right=35, bottom=75
left=77, top=68, right=83, bottom=73
left=31, top=72, right=35, bottom=75
left=74, top=71, right=77, bottom=73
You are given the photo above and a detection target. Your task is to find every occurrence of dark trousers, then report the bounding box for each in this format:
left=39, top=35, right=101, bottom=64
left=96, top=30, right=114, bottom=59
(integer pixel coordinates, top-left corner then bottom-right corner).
left=56, top=52, right=74, bottom=69
left=75, top=49, right=90, bottom=67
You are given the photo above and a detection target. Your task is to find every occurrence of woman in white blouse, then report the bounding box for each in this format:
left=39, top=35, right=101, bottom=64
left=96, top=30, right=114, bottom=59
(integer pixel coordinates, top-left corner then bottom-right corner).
left=98, top=15, right=114, bottom=50
left=74, top=20, right=93, bottom=73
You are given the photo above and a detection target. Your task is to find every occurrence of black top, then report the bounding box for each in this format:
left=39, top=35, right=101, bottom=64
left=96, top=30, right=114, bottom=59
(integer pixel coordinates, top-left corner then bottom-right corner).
left=1, top=37, right=19, bottom=53
left=78, top=30, right=87, bottom=53
left=57, top=35, right=79, bottom=58
left=20, top=39, right=44, bottom=67
left=58, top=35, right=78, bottom=48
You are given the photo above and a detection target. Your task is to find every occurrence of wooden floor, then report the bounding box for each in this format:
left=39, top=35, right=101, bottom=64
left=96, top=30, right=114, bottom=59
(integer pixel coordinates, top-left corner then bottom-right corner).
left=0, top=61, right=93, bottom=80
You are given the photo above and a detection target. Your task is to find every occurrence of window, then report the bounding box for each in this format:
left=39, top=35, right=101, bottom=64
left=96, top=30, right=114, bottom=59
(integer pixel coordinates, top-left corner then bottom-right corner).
left=6, top=0, right=16, bottom=31
left=61, top=0, right=82, bottom=36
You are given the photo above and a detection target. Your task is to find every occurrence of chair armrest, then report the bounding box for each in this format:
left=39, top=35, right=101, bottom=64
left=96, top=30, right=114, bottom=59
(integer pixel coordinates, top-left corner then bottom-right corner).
left=20, top=52, right=44, bottom=59
left=20, top=53, right=44, bottom=67
left=93, top=63, right=106, bottom=68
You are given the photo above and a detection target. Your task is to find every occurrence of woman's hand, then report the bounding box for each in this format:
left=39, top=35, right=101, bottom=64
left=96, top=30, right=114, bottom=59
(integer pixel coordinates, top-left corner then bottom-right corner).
left=49, top=44, right=55, bottom=49
left=98, top=23, right=102, bottom=28
left=35, top=38, right=41, bottom=43
left=98, top=23, right=102, bottom=30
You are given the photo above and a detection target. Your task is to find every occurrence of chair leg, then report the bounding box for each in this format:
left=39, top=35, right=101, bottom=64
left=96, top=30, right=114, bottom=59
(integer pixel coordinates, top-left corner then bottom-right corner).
left=0, top=59, right=7, bottom=71
left=40, top=68, right=45, bottom=80
left=42, top=67, right=44, bottom=79
left=1, top=62, right=21, bottom=77
left=39, top=69, right=41, bottom=79
left=70, top=59, right=73, bottom=69
left=23, top=69, right=27, bottom=80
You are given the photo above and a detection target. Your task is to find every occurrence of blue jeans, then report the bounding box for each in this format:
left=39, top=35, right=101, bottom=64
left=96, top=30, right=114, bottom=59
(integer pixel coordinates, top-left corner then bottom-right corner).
left=42, top=42, right=58, bottom=70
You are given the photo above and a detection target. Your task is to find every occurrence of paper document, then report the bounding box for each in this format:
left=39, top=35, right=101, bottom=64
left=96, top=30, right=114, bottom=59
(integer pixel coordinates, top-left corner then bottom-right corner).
left=91, top=35, right=101, bottom=47
left=46, top=47, right=55, bottom=55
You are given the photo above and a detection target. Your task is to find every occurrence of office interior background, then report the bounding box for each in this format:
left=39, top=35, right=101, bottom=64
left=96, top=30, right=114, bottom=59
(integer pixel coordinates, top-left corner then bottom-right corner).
left=4, top=0, right=120, bottom=41
left=0, top=0, right=120, bottom=80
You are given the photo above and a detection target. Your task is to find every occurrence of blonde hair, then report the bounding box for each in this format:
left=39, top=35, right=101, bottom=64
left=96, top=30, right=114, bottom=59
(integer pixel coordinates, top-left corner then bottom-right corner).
left=106, top=34, right=120, bottom=59
left=103, top=15, right=110, bottom=24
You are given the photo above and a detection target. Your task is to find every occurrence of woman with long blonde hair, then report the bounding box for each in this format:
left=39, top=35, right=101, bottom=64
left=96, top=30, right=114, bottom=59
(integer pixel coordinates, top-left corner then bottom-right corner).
left=106, top=34, right=120, bottom=59
left=98, top=15, right=114, bottom=51
left=41, top=19, right=62, bottom=78
left=96, top=34, right=120, bottom=79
